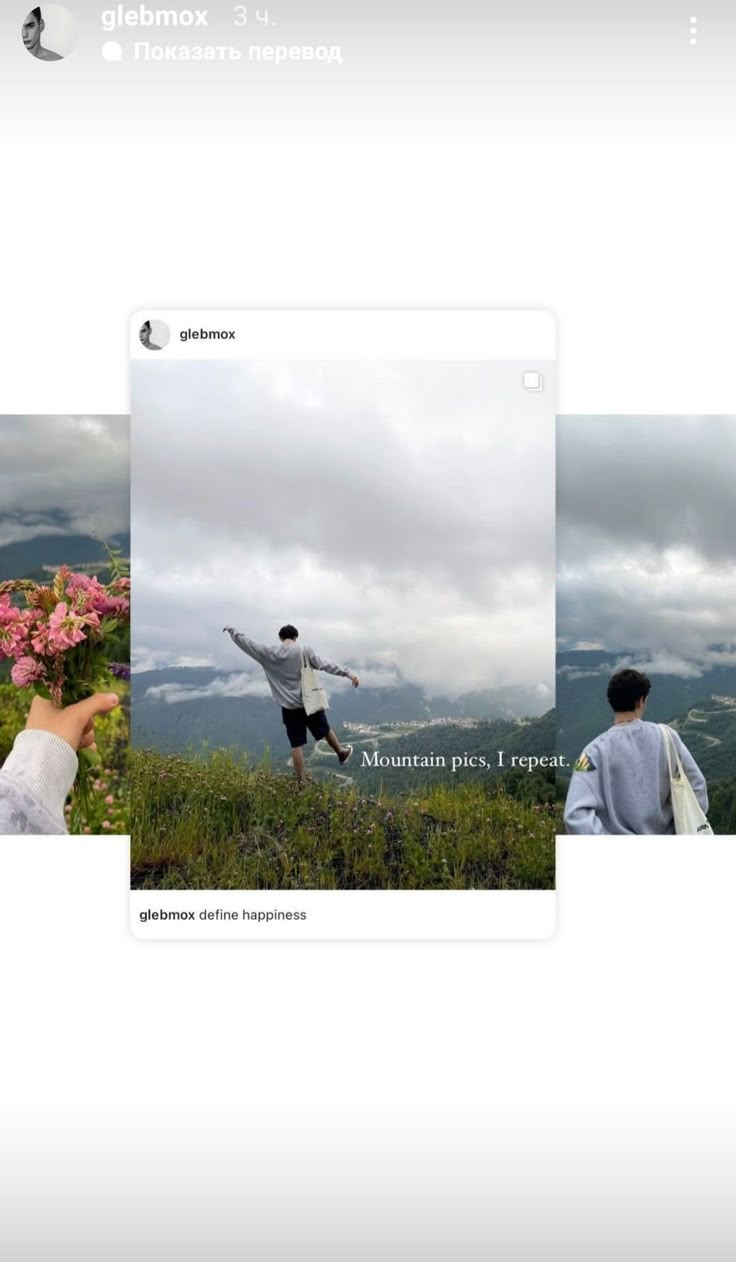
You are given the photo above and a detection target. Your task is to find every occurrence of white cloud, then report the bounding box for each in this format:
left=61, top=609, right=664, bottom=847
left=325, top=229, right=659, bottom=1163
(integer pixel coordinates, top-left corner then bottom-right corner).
left=0, top=523, right=68, bottom=548
left=0, top=415, right=129, bottom=545
left=146, top=675, right=272, bottom=704
left=142, top=663, right=414, bottom=707
left=558, top=416, right=736, bottom=667
left=131, top=360, right=555, bottom=697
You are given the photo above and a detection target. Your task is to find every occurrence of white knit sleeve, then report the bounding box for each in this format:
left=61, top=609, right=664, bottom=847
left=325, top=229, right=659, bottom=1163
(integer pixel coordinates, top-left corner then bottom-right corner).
left=0, top=730, right=78, bottom=835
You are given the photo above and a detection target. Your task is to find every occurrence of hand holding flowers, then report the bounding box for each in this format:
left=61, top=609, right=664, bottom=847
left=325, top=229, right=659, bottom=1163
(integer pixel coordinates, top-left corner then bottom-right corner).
left=0, top=559, right=130, bottom=831
left=25, top=693, right=120, bottom=753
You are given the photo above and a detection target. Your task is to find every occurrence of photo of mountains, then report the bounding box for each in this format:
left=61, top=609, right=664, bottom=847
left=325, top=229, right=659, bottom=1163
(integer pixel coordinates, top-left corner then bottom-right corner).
left=0, top=415, right=131, bottom=836
left=556, top=415, right=736, bottom=835
left=129, top=358, right=557, bottom=889
left=0, top=414, right=130, bottom=587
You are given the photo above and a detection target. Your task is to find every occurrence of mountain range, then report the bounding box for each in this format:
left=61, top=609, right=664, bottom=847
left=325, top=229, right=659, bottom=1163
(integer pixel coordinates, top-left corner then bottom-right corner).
left=665, top=696, right=736, bottom=782
left=132, top=665, right=552, bottom=772
left=0, top=529, right=130, bottom=582
left=557, top=648, right=736, bottom=770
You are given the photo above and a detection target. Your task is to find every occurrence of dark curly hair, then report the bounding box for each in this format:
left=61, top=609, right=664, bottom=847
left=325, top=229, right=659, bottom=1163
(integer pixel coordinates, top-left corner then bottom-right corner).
left=607, top=668, right=651, bottom=713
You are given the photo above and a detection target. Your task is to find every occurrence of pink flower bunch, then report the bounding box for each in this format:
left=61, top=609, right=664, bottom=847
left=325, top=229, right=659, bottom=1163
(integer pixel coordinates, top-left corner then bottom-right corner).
left=0, top=567, right=130, bottom=706
left=62, top=570, right=131, bottom=619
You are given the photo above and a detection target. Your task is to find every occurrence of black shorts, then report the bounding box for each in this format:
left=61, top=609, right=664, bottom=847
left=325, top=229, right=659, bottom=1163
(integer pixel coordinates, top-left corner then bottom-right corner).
left=281, top=706, right=331, bottom=749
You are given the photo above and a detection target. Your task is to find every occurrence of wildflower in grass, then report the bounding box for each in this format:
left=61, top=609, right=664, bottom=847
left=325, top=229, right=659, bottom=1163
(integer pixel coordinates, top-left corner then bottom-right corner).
left=105, top=795, right=114, bottom=805
left=102, top=820, right=111, bottom=830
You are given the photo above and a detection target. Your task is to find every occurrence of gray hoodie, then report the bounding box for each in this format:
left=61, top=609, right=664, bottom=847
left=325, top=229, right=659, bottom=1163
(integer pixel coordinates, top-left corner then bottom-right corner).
left=226, top=630, right=353, bottom=710
left=564, top=719, right=708, bottom=836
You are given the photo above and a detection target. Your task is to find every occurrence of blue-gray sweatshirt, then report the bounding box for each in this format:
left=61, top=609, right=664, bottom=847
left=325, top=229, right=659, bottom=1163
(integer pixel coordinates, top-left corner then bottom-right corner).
left=225, top=630, right=353, bottom=709
left=564, top=719, right=708, bottom=836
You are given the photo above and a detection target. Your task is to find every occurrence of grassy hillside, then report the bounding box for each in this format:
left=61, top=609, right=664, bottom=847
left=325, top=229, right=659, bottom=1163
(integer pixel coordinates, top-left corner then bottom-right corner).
left=131, top=748, right=557, bottom=890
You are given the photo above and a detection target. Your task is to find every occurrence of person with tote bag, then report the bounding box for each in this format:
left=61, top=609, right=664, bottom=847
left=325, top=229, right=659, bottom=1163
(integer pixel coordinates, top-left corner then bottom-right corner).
left=564, top=668, right=710, bottom=835
left=223, top=622, right=360, bottom=784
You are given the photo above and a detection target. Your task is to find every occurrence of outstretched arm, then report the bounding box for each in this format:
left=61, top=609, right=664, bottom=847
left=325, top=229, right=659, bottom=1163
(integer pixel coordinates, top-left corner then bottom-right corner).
left=306, top=648, right=359, bottom=687
left=223, top=627, right=271, bottom=666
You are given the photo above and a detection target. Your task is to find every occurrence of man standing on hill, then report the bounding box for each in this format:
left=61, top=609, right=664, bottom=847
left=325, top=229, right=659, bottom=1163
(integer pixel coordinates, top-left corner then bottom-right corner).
left=564, top=667, right=708, bottom=834
left=223, top=623, right=359, bottom=783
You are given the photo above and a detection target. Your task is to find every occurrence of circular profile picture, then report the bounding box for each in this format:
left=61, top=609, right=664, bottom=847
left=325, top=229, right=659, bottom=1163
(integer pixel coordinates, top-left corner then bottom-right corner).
left=139, top=319, right=171, bottom=352
left=22, top=6, right=78, bottom=61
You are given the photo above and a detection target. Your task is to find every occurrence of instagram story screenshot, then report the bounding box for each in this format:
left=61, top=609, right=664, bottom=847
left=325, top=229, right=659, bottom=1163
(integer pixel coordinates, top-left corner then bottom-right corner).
left=1, top=5, right=736, bottom=1262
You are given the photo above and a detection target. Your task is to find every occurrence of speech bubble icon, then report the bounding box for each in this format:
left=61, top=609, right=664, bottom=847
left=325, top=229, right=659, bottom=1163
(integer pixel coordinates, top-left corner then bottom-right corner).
left=102, top=41, right=123, bottom=62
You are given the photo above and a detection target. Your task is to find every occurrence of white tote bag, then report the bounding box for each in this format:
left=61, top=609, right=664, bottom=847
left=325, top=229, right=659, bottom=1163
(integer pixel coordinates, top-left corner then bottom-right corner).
left=659, top=724, right=713, bottom=835
left=300, top=647, right=329, bottom=716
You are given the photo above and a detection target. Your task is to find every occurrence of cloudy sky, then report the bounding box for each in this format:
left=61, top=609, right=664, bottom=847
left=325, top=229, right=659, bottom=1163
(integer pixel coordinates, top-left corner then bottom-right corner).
left=558, top=415, right=736, bottom=677
left=131, top=360, right=555, bottom=700
left=0, top=415, right=129, bottom=547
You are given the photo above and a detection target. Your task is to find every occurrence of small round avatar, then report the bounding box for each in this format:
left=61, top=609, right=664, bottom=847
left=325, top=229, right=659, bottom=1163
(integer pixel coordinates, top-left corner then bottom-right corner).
left=22, top=6, right=77, bottom=62
left=139, top=320, right=171, bottom=352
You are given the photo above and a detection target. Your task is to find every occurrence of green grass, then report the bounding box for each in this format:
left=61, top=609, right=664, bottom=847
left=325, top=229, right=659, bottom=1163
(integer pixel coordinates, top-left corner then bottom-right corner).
left=131, top=748, right=556, bottom=890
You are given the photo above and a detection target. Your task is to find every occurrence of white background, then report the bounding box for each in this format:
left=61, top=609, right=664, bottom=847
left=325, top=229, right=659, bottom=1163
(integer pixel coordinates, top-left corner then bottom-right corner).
left=2, top=6, right=736, bottom=1258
